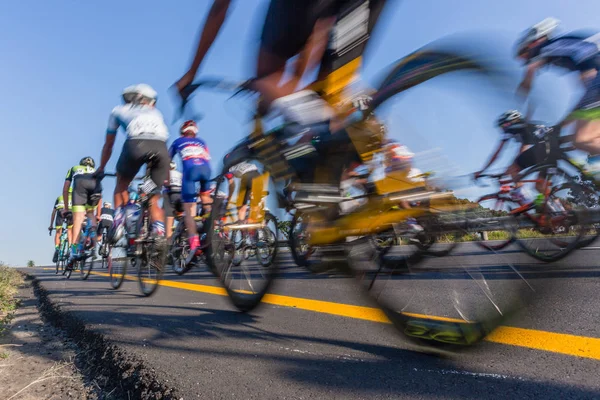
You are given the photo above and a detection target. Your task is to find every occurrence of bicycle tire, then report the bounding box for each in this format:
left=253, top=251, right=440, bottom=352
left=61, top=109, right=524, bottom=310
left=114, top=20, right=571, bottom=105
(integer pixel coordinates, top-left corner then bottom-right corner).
left=206, top=172, right=278, bottom=312
left=109, top=254, right=127, bottom=289
left=136, top=208, right=165, bottom=297
left=474, top=193, right=517, bottom=252
left=514, top=165, right=589, bottom=263
left=344, top=48, right=532, bottom=349
left=289, top=212, right=316, bottom=270
left=80, top=255, right=93, bottom=280
left=255, top=212, right=279, bottom=267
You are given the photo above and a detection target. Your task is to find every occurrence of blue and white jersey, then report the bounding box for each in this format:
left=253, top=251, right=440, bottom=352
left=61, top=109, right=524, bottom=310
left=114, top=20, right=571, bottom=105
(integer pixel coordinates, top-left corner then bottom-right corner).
left=532, top=32, right=600, bottom=72
left=107, top=104, right=169, bottom=141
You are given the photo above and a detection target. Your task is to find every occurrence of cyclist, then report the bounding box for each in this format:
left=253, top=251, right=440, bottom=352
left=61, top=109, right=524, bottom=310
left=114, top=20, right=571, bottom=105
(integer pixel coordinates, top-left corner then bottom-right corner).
left=515, top=18, right=600, bottom=180
left=225, top=161, right=261, bottom=223
left=176, top=0, right=388, bottom=129
left=62, top=157, right=102, bottom=266
left=96, top=84, right=170, bottom=252
left=168, top=120, right=211, bottom=265
left=163, top=162, right=183, bottom=247
left=96, top=201, right=114, bottom=244
left=475, top=110, right=553, bottom=203
left=49, top=188, right=73, bottom=263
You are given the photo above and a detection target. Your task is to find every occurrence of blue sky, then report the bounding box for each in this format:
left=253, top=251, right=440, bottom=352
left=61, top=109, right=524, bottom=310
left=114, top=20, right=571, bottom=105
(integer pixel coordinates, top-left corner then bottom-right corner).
left=0, top=0, right=597, bottom=266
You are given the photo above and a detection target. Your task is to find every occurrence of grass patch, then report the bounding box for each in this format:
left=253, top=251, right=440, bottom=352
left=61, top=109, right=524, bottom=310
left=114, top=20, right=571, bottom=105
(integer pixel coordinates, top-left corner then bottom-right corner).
left=0, top=264, right=23, bottom=335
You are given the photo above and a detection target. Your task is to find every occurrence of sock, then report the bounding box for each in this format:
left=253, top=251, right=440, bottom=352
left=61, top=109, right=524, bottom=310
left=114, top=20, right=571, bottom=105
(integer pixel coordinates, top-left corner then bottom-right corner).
left=188, top=235, right=199, bottom=250
left=152, top=221, right=165, bottom=236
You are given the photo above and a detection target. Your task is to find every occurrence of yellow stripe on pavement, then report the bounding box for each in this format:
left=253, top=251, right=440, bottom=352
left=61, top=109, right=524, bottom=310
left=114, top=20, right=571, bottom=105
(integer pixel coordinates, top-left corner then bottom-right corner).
left=487, top=326, right=600, bottom=360
left=40, top=268, right=600, bottom=360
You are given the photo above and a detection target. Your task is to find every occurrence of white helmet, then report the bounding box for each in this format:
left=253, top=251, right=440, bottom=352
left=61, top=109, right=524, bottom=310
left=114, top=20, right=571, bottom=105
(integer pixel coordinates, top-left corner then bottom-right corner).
left=122, top=83, right=158, bottom=104
left=515, top=18, right=560, bottom=57
left=122, top=85, right=138, bottom=103
left=497, top=110, right=524, bottom=127
left=135, top=83, right=158, bottom=101
left=103, top=201, right=112, bottom=208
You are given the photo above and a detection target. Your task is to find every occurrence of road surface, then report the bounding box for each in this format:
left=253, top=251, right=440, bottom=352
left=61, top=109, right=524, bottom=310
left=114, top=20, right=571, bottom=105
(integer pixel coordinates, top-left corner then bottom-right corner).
left=32, top=243, right=600, bottom=399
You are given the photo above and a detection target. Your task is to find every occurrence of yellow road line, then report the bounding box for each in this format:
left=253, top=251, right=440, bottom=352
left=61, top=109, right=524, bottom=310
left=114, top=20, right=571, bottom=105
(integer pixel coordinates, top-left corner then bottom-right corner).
left=41, top=268, right=600, bottom=360
left=487, top=326, right=600, bottom=360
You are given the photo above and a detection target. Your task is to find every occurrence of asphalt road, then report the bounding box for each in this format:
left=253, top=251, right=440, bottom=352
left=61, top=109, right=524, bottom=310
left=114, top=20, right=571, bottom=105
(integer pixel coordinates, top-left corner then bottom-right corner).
left=31, top=242, right=600, bottom=399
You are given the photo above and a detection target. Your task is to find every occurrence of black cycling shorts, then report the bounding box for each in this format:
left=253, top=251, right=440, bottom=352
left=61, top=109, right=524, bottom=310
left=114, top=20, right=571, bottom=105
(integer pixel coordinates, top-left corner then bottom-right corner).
left=54, top=212, right=64, bottom=228
left=515, top=143, right=547, bottom=170
left=117, top=139, right=170, bottom=190
left=72, top=174, right=102, bottom=211
left=97, top=219, right=113, bottom=235
left=260, top=0, right=386, bottom=73
left=163, top=192, right=182, bottom=218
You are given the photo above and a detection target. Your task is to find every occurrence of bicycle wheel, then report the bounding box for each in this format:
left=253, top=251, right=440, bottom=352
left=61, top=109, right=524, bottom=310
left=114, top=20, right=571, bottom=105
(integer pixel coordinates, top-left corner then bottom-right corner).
left=342, top=48, right=537, bottom=348
left=474, top=193, right=517, bottom=251
left=255, top=212, right=278, bottom=267
left=289, top=212, right=315, bottom=269
left=80, top=255, right=94, bottom=280
left=514, top=165, right=590, bottom=262
left=206, top=170, right=278, bottom=312
left=171, top=225, right=192, bottom=275
left=109, top=244, right=127, bottom=289
left=137, top=241, right=165, bottom=296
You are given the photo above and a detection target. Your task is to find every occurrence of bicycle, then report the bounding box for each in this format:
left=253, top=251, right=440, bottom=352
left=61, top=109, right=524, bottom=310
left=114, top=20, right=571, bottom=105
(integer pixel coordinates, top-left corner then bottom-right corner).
left=60, top=215, right=95, bottom=280
left=52, top=222, right=70, bottom=275
left=183, top=45, right=549, bottom=348
left=475, top=131, right=599, bottom=262
left=103, top=161, right=167, bottom=296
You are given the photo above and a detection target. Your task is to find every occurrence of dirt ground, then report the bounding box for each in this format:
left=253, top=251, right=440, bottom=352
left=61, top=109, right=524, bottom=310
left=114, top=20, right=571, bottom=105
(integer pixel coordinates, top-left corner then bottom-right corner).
left=0, top=280, right=97, bottom=400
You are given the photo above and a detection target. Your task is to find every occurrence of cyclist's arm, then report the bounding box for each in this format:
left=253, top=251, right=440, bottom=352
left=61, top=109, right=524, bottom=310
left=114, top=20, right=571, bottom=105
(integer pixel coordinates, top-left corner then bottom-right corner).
left=517, top=60, right=544, bottom=118
left=99, top=109, right=120, bottom=172
left=176, top=0, right=234, bottom=92
left=96, top=196, right=102, bottom=220
left=291, top=17, right=336, bottom=89
left=49, top=207, right=56, bottom=229
left=478, top=140, right=507, bottom=174
left=62, top=181, right=71, bottom=213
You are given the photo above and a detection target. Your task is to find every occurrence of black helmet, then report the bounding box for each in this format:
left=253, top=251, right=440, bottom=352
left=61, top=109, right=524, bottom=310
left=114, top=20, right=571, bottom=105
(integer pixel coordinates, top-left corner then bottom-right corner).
left=80, top=157, right=95, bottom=168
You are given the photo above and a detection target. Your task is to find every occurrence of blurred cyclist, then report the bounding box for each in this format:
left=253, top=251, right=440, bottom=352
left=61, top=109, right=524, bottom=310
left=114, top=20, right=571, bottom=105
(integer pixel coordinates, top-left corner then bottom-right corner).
left=96, top=84, right=170, bottom=252
left=62, top=157, right=102, bottom=266
left=475, top=110, right=552, bottom=202
left=176, top=0, right=388, bottom=131
left=515, top=18, right=600, bottom=180
left=169, top=120, right=211, bottom=265
left=163, top=162, right=183, bottom=246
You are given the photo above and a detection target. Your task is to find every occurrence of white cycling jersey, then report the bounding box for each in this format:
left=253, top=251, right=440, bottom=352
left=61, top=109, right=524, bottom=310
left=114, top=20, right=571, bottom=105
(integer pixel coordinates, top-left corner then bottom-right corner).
left=107, top=104, right=169, bottom=141
left=229, top=161, right=258, bottom=178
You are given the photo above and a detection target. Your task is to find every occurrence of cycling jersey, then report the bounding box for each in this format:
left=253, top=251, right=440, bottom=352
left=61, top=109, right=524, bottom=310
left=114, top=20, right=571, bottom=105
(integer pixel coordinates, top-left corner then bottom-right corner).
left=65, top=165, right=95, bottom=183
left=501, top=123, right=552, bottom=145
left=54, top=193, right=72, bottom=210
left=532, top=32, right=600, bottom=72
left=169, top=137, right=211, bottom=168
left=228, top=161, right=259, bottom=178
left=164, top=169, right=183, bottom=194
left=107, top=103, right=169, bottom=141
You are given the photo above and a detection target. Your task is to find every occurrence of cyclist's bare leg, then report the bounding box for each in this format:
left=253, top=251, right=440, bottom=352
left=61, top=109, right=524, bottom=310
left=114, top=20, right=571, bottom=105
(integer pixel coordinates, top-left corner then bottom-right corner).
left=71, top=211, right=86, bottom=249
left=238, top=204, right=248, bottom=222
left=572, top=119, right=600, bottom=156
left=148, top=194, right=165, bottom=227
left=506, top=164, right=521, bottom=187
left=166, top=216, right=174, bottom=245
left=67, top=226, right=73, bottom=246
left=113, top=175, right=131, bottom=210
left=200, top=192, right=212, bottom=215
left=182, top=202, right=198, bottom=238
left=54, top=228, right=62, bottom=247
